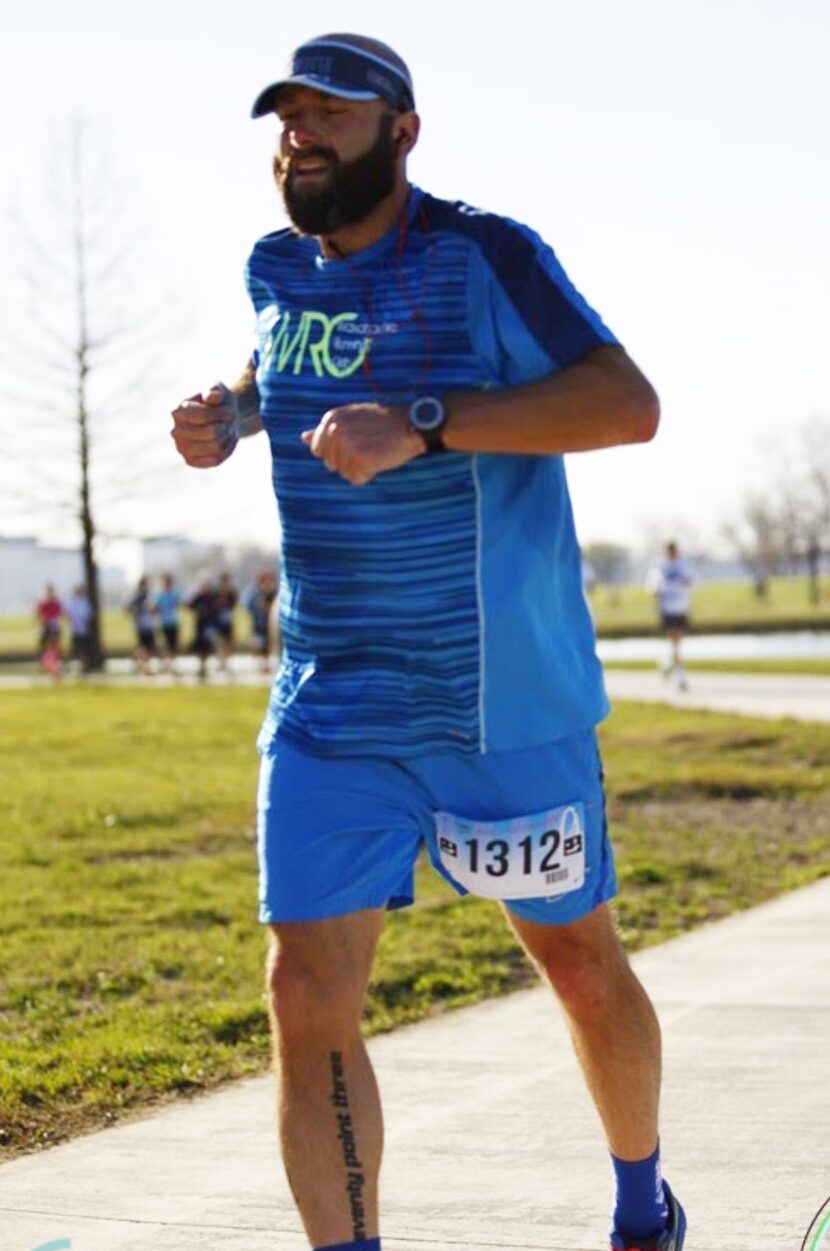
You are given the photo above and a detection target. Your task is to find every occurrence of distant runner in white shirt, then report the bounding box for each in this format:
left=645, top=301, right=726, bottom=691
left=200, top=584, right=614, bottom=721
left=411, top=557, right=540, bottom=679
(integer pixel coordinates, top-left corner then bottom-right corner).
left=646, top=541, right=695, bottom=689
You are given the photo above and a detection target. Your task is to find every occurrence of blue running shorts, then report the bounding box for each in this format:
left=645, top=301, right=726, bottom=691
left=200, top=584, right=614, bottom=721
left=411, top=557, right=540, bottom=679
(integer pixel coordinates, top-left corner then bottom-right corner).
left=256, top=729, right=617, bottom=925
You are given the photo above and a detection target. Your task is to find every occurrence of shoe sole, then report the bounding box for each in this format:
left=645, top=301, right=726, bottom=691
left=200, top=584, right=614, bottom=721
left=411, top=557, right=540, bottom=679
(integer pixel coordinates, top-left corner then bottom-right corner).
left=666, top=1181, right=686, bottom=1250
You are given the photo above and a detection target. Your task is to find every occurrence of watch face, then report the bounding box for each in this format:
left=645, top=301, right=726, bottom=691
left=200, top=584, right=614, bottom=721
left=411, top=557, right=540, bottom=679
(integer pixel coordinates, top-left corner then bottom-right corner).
left=410, top=395, right=445, bottom=431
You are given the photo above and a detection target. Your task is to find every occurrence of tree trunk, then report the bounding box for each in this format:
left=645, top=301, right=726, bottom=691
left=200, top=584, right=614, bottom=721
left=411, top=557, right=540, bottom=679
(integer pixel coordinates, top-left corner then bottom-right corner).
left=72, top=125, right=105, bottom=671
left=806, top=541, right=821, bottom=606
left=78, top=412, right=104, bottom=669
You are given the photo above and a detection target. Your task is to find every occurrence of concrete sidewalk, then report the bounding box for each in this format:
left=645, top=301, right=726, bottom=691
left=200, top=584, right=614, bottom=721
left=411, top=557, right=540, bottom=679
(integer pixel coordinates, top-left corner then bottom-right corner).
left=1, top=877, right=829, bottom=1251
left=604, top=667, right=830, bottom=722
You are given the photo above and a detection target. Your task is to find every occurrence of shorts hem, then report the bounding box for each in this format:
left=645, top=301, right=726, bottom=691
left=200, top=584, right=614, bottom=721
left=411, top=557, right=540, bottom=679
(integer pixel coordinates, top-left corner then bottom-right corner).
left=259, top=891, right=413, bottom=925
left=503, top=881, right=618, bottom=926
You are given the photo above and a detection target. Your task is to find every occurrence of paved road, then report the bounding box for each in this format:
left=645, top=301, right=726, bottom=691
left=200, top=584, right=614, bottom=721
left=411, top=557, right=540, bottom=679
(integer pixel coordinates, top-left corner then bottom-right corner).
left=1, top=878, right=828, bottom=1251
left=604, top=667, right=830, bottom=722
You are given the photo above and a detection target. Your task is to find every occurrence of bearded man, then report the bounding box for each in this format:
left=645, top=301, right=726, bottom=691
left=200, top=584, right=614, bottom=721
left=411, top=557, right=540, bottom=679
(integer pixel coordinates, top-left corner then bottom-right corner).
left=170, top=32, right=685, bottom=1251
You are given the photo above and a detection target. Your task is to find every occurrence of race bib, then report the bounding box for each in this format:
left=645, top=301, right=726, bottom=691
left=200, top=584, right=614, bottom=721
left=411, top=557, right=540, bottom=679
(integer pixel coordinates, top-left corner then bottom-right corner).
left=434, top=803, right=586, bottom=901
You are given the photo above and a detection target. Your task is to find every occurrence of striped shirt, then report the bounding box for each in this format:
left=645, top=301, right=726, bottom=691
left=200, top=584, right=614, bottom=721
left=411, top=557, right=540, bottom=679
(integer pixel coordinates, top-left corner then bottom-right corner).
left=247, top=187, right=615, bottom=758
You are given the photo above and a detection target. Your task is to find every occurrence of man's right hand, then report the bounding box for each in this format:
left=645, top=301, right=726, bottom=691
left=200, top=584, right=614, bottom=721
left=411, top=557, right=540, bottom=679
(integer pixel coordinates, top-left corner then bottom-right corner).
left=171, top=384, right=239, bottom=468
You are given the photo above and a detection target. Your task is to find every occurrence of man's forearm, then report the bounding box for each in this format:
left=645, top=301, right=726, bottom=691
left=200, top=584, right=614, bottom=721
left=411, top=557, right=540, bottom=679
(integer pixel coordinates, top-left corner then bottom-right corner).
left=230, top=359, right=264, bottom=437
left=442, top=345, right=659, bottom=456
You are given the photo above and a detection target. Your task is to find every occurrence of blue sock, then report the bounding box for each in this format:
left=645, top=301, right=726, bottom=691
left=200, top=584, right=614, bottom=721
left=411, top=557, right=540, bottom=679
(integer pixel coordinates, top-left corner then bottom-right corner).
left=314, top=1241, right=381, bottom=1251
left=610, top=1143, right=668, bottom=1242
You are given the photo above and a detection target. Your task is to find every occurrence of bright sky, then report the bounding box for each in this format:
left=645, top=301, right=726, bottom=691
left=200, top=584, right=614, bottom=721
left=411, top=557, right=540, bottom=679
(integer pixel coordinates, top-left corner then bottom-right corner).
left=1, top=0, right=828, bottom=560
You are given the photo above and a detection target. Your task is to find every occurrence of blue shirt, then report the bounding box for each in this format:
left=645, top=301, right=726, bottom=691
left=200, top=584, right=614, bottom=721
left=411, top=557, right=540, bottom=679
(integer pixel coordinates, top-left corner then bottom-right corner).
left=247, top=187, right=616, bottom=759
left=154, top=589, right=182, bottom=627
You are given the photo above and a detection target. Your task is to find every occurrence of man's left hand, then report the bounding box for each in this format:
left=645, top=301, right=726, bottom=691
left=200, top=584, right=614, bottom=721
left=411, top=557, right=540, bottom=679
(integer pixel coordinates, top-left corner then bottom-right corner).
left=301, top=403, right=424, bottom=485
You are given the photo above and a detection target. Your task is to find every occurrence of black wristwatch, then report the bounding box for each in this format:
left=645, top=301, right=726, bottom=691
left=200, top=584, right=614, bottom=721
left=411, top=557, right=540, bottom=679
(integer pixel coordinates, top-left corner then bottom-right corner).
left=408, top=395, right=448, bottom=453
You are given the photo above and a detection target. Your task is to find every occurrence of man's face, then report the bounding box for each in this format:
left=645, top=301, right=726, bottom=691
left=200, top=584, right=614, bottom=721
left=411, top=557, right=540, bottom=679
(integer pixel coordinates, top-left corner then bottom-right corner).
left=273, top=87, right=398, bottom=235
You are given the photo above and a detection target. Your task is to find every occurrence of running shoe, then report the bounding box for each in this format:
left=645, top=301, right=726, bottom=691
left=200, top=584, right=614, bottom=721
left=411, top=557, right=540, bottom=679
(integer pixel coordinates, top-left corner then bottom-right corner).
left=609, top=1179, right=686, bottom=1250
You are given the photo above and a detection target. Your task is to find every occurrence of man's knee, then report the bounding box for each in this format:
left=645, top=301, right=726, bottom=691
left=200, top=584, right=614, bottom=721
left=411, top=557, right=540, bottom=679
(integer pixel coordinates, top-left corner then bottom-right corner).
left=545, top=942, right=627, bottom=1024
left=265, top=913, right=382, bottom=1046
left=266, top=940, right=364, bottom=1044
left=514, top=906, right=632, bottom=1024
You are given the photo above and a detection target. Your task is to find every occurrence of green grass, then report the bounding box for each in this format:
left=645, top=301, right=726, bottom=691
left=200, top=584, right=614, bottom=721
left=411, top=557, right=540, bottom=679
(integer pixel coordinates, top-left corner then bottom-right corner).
left=601, top=703, right=830, bottom=945
left=1, top=687, right=828, bottom=1158
left=590, top=575, right=830, bottom=635
left=0, top=607, right=255, bottom=656
left=604, top=658, right=830, bottom=677
left=3, top=576, right=830, bottom=657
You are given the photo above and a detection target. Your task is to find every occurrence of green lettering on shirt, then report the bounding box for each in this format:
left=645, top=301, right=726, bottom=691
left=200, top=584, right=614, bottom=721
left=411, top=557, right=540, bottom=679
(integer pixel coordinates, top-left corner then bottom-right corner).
left=263, top=309, right=371, bottom=378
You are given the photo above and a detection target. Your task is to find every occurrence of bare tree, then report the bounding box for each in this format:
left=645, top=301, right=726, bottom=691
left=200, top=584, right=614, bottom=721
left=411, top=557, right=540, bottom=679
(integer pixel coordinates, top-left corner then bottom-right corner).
left=720, top=418, right=830, bottom=604
left=721, top=493, right=786, bottom=599
left=582, top=542, right=630, bottom=588
left=0, top=119, right=176, bottom=667
left=798, top=418, right=830, bottom=603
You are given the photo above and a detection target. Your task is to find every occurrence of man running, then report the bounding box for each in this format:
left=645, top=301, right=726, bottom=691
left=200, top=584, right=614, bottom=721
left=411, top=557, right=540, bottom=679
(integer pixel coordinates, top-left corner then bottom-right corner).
left=647, top=541, right=696, bottom=690
left=126, top=576, right=157, bottom=676
left=64, top=584, right=94, bottom=673
left=186, top=573, right=219, bottom=682
left=170, top=33, right=685, bottom=1251
left=243, top=570, right=278, bottom=673
left=214, top=571, right=239, bottom=675
left=154, top=573, right=183, bottom=674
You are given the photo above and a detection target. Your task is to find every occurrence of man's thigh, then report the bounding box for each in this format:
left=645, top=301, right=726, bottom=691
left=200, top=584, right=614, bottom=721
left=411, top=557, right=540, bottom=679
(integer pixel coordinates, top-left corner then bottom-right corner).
left=257, top=739, right=428, bottom=924
left=505, top=900, right=625, bottom=974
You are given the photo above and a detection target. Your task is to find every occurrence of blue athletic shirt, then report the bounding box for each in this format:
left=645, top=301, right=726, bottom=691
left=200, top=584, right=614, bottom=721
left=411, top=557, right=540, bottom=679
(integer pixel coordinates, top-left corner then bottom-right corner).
left=247, top=186, right=616, bottom=759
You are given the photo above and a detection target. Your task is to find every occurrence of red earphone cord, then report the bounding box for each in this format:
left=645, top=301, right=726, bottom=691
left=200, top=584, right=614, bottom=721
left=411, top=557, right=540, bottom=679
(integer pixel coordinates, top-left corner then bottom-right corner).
left=360, top=194, right=434, bottom=403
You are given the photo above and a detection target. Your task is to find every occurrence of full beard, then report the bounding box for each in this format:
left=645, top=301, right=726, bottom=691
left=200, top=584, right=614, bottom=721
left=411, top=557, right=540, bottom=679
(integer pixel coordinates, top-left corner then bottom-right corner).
left=273, top=113, right=397, bottom=236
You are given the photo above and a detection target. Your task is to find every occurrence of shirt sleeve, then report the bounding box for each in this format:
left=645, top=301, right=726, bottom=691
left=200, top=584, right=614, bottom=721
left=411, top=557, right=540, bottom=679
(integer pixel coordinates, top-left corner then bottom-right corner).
left=246, top=257, right=270, bottom=373
left=468, top=218, right=619, bottom=388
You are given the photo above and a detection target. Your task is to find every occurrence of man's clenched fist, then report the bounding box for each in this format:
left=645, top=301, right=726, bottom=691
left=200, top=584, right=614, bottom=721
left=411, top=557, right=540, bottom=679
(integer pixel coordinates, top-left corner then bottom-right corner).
left=302, top=402, right=423, bottom=486
left=171, top=384, right=239, bottom=468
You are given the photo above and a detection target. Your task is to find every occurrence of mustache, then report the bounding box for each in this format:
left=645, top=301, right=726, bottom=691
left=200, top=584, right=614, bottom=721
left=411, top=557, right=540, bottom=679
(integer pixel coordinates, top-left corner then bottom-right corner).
left=274, top=146, right=339, bottom=182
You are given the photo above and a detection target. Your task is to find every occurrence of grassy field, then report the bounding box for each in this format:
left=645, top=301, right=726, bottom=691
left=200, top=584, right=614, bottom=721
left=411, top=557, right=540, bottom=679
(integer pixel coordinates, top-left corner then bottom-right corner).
left=1, top=687, right=828, bottom=1159
left=590, top=575, right=830, bottom=635
left=0, top=606, right=255, bottom=656
left=4, top=575, right=830, bottom=657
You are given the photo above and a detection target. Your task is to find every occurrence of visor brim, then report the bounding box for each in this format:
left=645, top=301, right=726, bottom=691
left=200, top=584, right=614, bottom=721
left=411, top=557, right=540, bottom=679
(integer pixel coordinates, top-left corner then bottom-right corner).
left=251, top=75, right=380, bottom=119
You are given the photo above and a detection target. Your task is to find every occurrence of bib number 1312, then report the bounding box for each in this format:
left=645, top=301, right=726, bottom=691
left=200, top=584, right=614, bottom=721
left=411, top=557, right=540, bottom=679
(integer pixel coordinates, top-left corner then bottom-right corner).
left=464, top=829, right=563, bottom=877
left=434, top=803, right=586, bottom=901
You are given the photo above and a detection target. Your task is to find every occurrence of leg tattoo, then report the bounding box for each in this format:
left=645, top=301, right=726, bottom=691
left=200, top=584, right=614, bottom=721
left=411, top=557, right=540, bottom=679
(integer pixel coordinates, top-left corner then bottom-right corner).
left=330, top=1051, right=368, bottom=1241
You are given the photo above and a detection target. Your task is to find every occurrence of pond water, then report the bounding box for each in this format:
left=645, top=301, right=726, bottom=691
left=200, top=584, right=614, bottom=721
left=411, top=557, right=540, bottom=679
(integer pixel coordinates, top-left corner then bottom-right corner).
left=597, top=630, right=830, bottom=663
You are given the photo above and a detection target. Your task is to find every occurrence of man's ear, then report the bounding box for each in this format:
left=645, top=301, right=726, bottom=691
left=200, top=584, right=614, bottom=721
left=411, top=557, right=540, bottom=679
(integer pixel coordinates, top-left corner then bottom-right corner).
left=394, top=112, right=420, bottom=156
